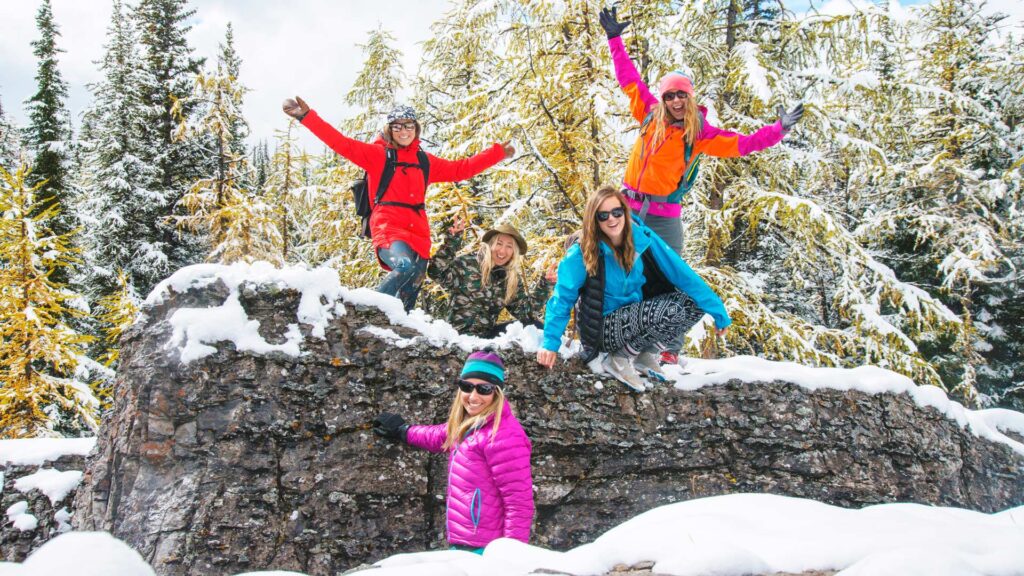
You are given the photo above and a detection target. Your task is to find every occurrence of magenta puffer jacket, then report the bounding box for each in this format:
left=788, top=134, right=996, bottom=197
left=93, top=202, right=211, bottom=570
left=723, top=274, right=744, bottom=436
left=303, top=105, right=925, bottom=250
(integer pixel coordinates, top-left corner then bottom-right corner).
left=405, top=401, right=534, bottom=547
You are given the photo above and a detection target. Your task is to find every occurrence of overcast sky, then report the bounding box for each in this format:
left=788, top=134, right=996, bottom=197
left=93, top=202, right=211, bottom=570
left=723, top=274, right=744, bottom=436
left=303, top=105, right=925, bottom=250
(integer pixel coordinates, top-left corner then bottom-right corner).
left=1, top=0, right=1021, bottom=153
left=0, top=0, right=449, bottom=151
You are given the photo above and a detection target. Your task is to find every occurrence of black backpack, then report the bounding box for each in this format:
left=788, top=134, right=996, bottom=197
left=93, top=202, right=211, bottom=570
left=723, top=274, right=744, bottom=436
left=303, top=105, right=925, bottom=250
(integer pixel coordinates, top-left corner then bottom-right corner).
left=350, top=147, right=431, bottom=238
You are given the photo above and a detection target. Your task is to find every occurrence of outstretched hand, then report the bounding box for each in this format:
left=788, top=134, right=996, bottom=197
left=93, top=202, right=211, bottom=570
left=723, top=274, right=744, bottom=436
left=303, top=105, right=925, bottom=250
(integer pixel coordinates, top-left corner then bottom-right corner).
left=372, top=412, right=408, bottom=442
left=448, top=215, right=469, bottom=235
left=777, top=103, right=804, bottom=131
left=282, top=96, right=310, bottom=120
left=599, top=7, right=631, bottom=39
left=544, top=262, right=558, bottom=284
left=500, top=141, right=516, bottom=159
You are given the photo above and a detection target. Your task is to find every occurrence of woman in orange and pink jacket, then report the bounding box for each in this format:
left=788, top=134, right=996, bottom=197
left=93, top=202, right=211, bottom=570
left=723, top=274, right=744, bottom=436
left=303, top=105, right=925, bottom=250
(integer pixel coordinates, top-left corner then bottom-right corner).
left=599, top=6, right=804, bottom=364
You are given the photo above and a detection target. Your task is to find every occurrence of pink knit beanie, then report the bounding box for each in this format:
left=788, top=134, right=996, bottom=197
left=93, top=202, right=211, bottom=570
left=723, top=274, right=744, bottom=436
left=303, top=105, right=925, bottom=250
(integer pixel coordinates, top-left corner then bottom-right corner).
left=658, top=70, right=695, bottom=98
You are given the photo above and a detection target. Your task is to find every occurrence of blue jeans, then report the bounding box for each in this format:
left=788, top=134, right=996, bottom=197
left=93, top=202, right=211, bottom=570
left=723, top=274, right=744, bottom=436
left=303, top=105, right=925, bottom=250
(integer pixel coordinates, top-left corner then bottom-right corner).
left=377, top=241, right=427, bottom=312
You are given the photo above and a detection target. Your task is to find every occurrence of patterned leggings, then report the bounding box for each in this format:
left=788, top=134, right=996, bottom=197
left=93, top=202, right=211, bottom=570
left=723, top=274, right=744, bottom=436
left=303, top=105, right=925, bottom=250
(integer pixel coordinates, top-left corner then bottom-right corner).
left=601, top=292, right=705, bottom=356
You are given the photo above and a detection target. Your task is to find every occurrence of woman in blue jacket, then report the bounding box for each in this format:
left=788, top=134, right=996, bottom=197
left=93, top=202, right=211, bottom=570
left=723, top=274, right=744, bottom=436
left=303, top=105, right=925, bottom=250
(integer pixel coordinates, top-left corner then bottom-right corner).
left=536, top=186, right=730, bottom=391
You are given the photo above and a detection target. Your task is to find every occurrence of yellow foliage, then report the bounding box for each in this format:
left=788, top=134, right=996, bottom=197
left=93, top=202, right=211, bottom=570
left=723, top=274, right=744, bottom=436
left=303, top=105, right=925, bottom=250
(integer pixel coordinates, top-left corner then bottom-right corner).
left=0, top=165, right=96, bottom=438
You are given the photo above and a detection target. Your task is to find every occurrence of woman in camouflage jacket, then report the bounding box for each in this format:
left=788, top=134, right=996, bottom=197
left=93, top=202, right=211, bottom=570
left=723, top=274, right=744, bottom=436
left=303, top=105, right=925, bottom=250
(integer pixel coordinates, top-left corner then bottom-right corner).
left=429, top=219, right=554, bottom=338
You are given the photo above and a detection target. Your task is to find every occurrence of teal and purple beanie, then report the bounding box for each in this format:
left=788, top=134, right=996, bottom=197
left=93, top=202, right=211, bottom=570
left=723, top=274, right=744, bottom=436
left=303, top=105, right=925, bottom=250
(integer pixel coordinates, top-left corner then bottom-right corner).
left=461, top=349, right=505, bottom=386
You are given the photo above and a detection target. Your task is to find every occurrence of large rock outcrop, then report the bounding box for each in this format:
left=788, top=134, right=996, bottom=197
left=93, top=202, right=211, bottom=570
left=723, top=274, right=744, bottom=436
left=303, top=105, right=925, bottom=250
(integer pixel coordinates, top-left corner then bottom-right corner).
left=70, top=266, right=1024, bottom=575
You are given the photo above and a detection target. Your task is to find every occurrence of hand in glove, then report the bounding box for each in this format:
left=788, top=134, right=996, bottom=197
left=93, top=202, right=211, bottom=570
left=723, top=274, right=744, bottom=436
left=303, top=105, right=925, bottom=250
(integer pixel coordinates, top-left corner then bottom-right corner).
left=282, top=96, right=310, bottom=121
left=599, top=7, right=631, bottom=39
left=373, top=412, right=409, bottom=442
left=777, top=103, right=804, bottom=131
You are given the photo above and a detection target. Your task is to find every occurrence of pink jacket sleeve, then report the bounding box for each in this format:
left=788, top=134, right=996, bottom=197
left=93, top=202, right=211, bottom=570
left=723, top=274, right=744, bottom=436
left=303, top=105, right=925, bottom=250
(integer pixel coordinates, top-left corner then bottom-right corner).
left=484, top=431, right=534, bottom=542
left=406, top=423, right=448, bottom=453
left=696, top=117, right=786, bottom=158
left=608, top=36, right=657, bottom=123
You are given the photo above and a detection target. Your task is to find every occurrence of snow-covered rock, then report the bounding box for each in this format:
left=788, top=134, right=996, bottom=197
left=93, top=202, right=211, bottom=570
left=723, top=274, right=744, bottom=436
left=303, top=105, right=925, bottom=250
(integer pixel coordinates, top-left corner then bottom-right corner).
left=54, top=263, right=1024, bottom=574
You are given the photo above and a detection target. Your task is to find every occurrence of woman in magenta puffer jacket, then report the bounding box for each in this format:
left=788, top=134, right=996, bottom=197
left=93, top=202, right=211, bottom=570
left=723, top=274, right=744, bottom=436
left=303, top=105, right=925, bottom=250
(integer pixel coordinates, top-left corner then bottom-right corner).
left=373, top=349, right=534, bottom=553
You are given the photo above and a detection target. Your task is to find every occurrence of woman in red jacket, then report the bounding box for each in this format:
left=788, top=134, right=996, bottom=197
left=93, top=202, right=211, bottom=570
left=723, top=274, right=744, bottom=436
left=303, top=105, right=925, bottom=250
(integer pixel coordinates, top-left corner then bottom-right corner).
left=283, top=97, right=514, bottom=311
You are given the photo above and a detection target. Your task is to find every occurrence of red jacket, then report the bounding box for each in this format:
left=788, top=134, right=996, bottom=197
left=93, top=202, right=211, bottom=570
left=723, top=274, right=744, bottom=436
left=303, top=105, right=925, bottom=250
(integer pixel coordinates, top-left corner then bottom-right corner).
left=300, top=110, right=506, bottom=266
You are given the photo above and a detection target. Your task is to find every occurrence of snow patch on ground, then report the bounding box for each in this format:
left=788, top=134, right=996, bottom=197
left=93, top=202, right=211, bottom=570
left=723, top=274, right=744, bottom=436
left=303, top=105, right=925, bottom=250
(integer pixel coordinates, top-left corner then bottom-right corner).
left=0, top=437, right=95, bottom=466
left=13, top=468, right=83, bottom=505
left=0, top=531, right=156, bottom=576
left=5, top=501, right=37, bottom=532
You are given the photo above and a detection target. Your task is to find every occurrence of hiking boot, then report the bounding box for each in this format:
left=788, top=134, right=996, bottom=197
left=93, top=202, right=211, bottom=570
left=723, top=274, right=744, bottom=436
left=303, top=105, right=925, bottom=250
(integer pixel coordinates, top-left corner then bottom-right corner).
left=634, top=351, right=667, bottom=382
left=660, top=351, right=679, bottom=365
left=602, top=353, right=646, bottom=392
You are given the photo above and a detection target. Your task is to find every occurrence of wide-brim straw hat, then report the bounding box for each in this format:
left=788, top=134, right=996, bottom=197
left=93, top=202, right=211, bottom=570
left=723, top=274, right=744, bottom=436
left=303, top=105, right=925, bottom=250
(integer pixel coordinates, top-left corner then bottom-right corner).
left=482, top=223, right=528, bottom=254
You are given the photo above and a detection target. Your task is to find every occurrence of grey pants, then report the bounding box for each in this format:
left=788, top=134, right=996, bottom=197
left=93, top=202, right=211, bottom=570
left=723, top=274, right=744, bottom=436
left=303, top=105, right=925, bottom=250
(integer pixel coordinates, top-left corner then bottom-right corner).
left=632, top=210, right=684, bottom=254
left=632, top=209, right=687, bottom=352
left=601, top=292, right=705, bottom=356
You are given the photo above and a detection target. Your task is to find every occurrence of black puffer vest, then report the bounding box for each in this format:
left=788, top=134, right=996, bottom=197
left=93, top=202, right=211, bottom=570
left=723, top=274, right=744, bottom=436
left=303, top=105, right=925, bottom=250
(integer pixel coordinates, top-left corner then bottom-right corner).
left=577, top=244, right=675, bottom=362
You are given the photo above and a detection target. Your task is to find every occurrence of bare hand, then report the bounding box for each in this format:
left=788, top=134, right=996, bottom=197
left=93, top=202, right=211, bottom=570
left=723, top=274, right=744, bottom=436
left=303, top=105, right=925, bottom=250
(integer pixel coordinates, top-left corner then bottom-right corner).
left=537, top=349, right=557, bottom=368
left=282, top=96, right=310, bottom=120
left=500, top=141, right=515, bottom=159
left=544, top=263, right=558, bottom=284
left=449, top=215, right=468, bottom=235
left=716, top=327, right=728, bottom=337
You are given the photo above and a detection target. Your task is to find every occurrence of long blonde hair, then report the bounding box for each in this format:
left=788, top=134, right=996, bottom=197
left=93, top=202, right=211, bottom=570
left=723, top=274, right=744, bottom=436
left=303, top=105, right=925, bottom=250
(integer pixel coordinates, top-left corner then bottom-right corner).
left=442, top=386, right=505, bottom=451
left=647, top=96, right=702, bottom=151
left=478, top=236, right=523, bottom=304
left=581, top=186, right=635, bottom=276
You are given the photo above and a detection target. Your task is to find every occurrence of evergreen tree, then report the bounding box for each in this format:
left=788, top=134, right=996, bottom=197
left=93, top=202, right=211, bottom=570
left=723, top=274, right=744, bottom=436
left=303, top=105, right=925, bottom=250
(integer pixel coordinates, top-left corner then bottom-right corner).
left=132, top=0, right=211, bottom=292
left=857, top=0, right=1024, bottom=405
left=23, top=0, right=74, bottom=240
left=77, top=0, right=156, bottom=303
left=176, top=63, right=279, bottom=264
left=218, top=23, right=248, bottom=160
left=264, top=124, right=312, bottom=264
left=0, top=94, right=22, bottom=168
left=0, top=165, right=96, bottom=438
left=344, top=26, right=405, bottom=140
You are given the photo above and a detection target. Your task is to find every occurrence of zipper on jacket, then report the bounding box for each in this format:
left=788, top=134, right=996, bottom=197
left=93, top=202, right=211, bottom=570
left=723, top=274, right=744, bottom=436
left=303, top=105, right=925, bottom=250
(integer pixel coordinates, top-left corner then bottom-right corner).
left=470, top=488, right=482, bottom=534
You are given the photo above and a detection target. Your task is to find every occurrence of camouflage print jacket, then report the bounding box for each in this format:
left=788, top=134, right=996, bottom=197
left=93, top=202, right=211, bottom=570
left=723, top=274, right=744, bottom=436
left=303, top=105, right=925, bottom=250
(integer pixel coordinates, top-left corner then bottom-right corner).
left=428, top=232, right=551, bottom=337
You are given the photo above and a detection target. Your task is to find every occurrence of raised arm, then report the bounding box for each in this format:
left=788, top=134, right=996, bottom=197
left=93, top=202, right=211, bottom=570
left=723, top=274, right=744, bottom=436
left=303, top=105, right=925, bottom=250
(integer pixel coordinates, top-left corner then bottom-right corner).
left=427, top=144, right=508, bottom=184
left=694, top=103, right=804, bottom=159
left=427, top=224, right=468, bottom=287
left=299, top=110, right=382, bottom=171
left=601, top=5, right=657, bottom=124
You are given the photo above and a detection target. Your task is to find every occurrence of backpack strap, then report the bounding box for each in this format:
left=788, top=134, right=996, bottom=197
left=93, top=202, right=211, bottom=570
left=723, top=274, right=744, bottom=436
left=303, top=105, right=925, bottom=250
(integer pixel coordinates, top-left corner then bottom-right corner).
left=373, top=148, right=399, bottom=208
left=372, top=148, right=432, bottom=213
left=417, top=149, right=430, bottom=185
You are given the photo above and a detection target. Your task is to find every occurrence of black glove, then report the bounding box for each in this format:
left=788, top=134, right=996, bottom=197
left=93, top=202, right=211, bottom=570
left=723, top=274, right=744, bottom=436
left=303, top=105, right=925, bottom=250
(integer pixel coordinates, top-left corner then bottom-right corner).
left=282, top=96, right=310, bottom=121
left=599, top=7, right=631, bottom=39
left=778, top=103, right=804, bottom=131
left=373, top=412, right=409, bottom=442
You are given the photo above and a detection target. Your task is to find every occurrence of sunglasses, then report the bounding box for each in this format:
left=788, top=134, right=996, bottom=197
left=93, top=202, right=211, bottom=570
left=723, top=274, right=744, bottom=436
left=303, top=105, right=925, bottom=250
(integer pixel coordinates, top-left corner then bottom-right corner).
left=596, top=207, right=625, bottom=222
left=457, top=379, right=496, bottom=395
left=662, top=90, right=689, bottom=102
left=389, top=122, right=416, bottom=132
